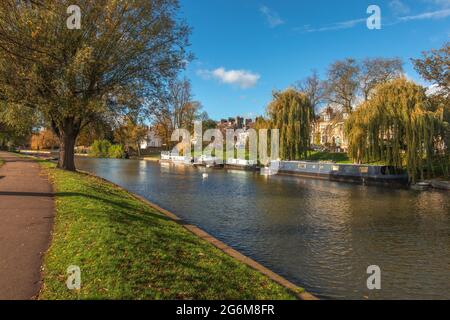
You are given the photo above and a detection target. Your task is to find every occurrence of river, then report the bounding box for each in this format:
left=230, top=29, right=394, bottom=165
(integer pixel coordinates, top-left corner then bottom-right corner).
left=75, top=157, right=450, bottom=300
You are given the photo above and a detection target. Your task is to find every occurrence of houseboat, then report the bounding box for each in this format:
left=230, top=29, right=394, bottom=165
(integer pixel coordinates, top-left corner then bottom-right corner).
left=273, top=161, right=409, bottom=186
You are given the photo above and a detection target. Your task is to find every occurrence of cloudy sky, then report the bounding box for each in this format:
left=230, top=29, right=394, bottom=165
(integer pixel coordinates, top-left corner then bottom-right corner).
left=179, top=0, right=450, bottom=120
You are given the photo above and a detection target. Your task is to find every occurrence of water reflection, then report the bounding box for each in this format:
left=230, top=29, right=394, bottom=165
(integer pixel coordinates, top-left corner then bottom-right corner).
left=75, top=157, right=450, bottom=300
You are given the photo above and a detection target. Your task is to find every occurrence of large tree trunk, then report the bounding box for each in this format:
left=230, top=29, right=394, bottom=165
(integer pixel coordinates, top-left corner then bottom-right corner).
left=58, top=133, right=77, bottom=171
left=52, top=118, right=80, bottom=172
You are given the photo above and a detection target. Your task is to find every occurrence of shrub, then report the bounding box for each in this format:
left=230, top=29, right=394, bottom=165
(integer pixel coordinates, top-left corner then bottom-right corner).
left=109, top=144, right=125, bottom=159
left=89, top=140, right=111, bottom=158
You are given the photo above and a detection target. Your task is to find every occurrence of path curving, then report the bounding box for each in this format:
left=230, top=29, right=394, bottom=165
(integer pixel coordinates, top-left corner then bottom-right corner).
left=0, top=152, right=54, bottom=299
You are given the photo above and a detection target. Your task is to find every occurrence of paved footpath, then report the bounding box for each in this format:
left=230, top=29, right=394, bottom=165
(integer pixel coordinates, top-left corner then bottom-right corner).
left=0, top=152, right=54, bottom=299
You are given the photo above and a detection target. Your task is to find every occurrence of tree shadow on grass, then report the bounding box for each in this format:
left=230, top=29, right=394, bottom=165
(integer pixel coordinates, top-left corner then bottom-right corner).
left=0, top=190, right=172, bottom=226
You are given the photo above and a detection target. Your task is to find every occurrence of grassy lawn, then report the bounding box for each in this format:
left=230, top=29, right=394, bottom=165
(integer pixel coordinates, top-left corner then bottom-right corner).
left=38, top=161, right=298, bottom=299
left=0, top=159, right=4, bottom=167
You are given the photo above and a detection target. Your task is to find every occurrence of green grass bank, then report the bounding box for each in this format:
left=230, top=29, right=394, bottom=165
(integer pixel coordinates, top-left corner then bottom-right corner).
left=38, top=161, right=298, bottom=299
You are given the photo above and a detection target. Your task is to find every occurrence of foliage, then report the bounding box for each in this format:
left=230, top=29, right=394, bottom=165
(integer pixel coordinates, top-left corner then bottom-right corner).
left=108, top=144, right=125, bottom=159
left=89, top=139, right=124, bottom=159
left=31, top=129, right=59, bottom=150
left=0, top=0, right=191, bottom=170
left=113, top=117, right=148, bottom=156
left=307, top=151, right=351, bottom=164
left=89, top=140, right=112, bottom=158
left=202, top=119, right=218, bottom=132
left=267, top=88, right=314, bottom=160
left=413, top=42, right=450, bottom=151
left=325, top=58, right=360, bottom=113
left=412, top=42, right=449, bottom=99
left=304, top=58, right=403, bottom=113
left=0, top=102, right=36, bottom=149
left=295, top=70, right=326, bottom=112
left=38, top=161, right=298, bottom=299
left=345, top=78, right=447, bottom=182
left=76, top=120, right=114, bottom=147
left=358, top=58, right=403, bottom=101
left=151, top=78, right=204, bottom=148
left=0, top=123, right=31, bottom=150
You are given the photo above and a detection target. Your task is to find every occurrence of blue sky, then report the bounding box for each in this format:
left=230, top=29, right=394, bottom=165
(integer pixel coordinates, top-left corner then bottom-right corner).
left=179, top=0, right=450, bottom=120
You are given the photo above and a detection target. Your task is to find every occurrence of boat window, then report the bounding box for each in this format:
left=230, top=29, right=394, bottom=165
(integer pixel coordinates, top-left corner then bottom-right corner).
left=359, top=166, right=369, bottom=174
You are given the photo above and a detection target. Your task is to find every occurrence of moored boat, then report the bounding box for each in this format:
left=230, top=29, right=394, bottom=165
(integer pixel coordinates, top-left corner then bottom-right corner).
left=274, top=161, right=409, bottom=186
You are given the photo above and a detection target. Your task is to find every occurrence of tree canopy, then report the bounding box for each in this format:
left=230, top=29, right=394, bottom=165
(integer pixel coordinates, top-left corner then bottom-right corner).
left=345, top=78, right=447, bottom=182
left=267, top=88, right=314, bottom=160
left=412, top=42, right=449, bottom=100
left=0, top=0, right=190, bottom=170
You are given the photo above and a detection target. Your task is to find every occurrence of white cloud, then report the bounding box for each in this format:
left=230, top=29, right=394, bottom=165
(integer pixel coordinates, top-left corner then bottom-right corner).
left=398, top=8, right=450, bottom=21
left=299, top=18, right=366, bottom=33
left=260, top=5, right=284, bottom=28
left=423, top=0, right=450, bottom=8
left=197, top=67, right=260, bottom=89
left=389, top=0, right=411, bottom=15
left=296, top=7, right=450, bottom=33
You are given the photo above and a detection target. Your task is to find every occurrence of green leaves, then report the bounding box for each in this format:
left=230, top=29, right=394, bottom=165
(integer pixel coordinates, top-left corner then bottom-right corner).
left=0, top=0, right=190, bottom=169
left=268, top=88, right=314, bottom=160
left=345, top=78, right=447, bottom=182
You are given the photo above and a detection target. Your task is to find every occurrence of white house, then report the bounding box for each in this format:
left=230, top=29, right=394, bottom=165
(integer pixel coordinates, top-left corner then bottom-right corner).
left=140, top=127, right=162, bottom=149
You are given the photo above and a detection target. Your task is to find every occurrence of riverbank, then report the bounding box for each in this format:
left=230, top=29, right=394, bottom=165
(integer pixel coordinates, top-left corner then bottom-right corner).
left=37, top=160, right=303, bottom=299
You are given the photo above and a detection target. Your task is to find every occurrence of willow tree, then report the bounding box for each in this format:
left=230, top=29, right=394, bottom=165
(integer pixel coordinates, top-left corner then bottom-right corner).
left=345, top=78, right=445, bottom=182
left=267, top=88, right=314, bottom=160
left=0, top=0, right=190, bottom=170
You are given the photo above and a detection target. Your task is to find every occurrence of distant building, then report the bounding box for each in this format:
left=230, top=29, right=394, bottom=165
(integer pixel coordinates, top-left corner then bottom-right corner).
left=235, top=116, right=244, bottom=129
left=311, top=107, right=349, bottom=152
left=217, top=116, right=255, bottom=132
left=140, top=127, right=162, bottom=149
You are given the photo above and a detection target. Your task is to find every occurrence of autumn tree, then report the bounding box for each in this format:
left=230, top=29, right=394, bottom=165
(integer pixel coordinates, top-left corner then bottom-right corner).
left=413, top=42, right=449, bottom=150
left=412, top=42, right=449, bottom=99
left=325, top=58, right=360, bottom=113
left=0, top=100, right=37, bottom=149
left=0, top=121, right=31, bottom=150
left=267, top=89, right=314, bottom=160
left=295, top=70, right=326, bottom=112
left=324, top=57, right=403, bottom=111
left=0, top=0, right=190, bottom=170
left=31, top=129, right=59, bottom=150
left=152, top=77, right=203, bottom=147
left=359, top=58, right=403, bottom=101
left=113, top=117, right=148, bottom=157
left=76, top=120, right=114, bottom=147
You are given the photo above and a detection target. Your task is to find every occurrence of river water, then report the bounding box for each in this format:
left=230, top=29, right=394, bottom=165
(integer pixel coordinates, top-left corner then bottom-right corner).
left=75, top=157, right=450, bottom=300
